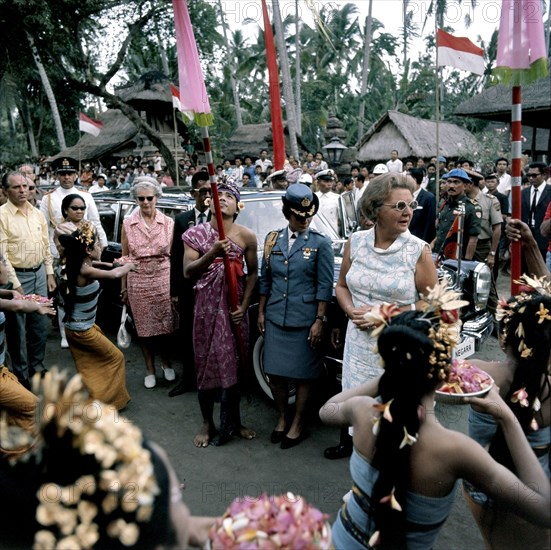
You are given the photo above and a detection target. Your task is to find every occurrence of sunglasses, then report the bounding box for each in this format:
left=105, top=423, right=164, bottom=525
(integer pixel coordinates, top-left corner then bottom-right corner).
left=383, top=200, right=419, bottom=211
left=137, top=196, right=155, bottom=202
left=527, top=173, right=541, bottom=178
left=69, top=206, right=86, bottom=211
left=197, top=188, right=211, bottom=195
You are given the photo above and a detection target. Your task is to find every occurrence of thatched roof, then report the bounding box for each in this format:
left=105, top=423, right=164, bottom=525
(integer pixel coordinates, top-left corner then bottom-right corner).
left=357, top=111, right=477, bottom=162
left=115, top=71, right=173, bottom=110
left=50, top=109, right=139, bottom=162
left=455, top=73, right=551, bottom=128
left=222, top=123, right=309, bottom=160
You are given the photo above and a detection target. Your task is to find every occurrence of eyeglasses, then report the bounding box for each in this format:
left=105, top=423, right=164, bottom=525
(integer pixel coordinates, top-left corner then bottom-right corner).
left=383, top=200, right=419, bottom=211
left=137, top=196, right=155, bottom=202
left=197, top=188, right=211, bottom=195
left=527, top=173, right=541, bottom=178
left=69, top=206, right=86, bottom=211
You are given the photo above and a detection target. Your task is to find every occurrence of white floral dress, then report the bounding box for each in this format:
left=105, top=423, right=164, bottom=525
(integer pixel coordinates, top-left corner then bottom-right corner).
left=342, top=228, right=428, bottom=389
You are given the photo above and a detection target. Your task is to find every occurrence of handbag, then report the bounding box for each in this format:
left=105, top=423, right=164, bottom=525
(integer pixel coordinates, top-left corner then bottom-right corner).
left=117, top=305, right=131, bottom=349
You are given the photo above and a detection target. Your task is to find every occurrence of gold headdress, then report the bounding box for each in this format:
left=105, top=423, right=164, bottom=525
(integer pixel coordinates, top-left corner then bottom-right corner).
left=0, top=369, right=159, bottom=549
left=74, top=222, right=96, bottom=248
left=364, top=280, right=468, bottom=380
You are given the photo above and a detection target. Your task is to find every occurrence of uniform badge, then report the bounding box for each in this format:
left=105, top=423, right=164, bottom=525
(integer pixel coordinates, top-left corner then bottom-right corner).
left=301, top=197, right=311, bottom=207
left=303, top=247, right=311, bottom=259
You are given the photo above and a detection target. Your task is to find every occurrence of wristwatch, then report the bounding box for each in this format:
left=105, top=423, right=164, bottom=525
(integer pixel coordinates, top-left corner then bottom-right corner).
left=489, top=251, right=496, bottom=256
left=315, top=315, right=328, bottom=323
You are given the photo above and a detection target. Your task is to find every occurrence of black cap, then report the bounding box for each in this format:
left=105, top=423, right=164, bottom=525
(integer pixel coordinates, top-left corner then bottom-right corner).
left=52, top=157, right=78, bottom=173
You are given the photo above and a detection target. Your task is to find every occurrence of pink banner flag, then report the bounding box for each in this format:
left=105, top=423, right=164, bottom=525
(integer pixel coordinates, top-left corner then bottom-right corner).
left=172, top=0, right=213, bottom=126
left=494, top=0, right=548, bottom=85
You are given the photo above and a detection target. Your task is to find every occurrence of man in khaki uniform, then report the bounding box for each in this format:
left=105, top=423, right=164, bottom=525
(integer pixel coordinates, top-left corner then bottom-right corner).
left=464, top=171, right=502, bottom=319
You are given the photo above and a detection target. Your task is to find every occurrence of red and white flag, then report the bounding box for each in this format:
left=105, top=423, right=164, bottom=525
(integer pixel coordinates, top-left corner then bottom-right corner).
left=79, top=113, right=103, bottom=136
left=437, top=29, right=485, bottom=75
left=170, top=83, right=182, bottom=111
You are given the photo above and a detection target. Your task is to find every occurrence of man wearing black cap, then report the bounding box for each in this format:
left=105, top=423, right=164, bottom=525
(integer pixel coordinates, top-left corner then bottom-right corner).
left=40, top=157, right=107, bottom=348
left=168, top=171, right=211, bottom=397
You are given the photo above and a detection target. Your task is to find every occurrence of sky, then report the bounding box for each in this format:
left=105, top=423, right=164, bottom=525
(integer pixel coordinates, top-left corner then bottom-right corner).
left=220, top=0, right=506, bottom=57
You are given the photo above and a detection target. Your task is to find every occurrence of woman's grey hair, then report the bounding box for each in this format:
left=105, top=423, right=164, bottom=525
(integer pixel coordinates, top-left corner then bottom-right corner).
left=359, top=173, right=416, bottom=221
left=130, top=176, right=162, bottom=200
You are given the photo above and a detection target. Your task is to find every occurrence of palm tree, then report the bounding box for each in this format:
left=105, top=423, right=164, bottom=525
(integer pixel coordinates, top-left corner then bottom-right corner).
left=272, top=0, right=299, bottom=159
left=217, top=0, right=243, bottom=127
left=357, top=0, right=373, bottom=142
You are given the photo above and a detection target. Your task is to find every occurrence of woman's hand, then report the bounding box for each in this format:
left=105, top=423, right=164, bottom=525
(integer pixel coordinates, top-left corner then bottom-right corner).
left=308, top=319, right=324, bottom=348
left=349, top=304, right=373, bottom=330
left=211, top=238, right=231, bottom=257
left=466, top=386, right=512, bottom=423
left=257, top=310, right=265, bottom=334
left=331, top=327, right=342, bottom=349
left=37, top=304, right=56, bottom=316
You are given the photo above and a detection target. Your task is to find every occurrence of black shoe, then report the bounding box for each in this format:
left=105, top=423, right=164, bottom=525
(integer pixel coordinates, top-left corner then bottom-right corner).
left=270, top=430, right=286, bottom=444
left=280, top=432, right=307, bottom=450
left=324, top=444, right=352, bottom=460
left=168, top=379, right=189, bottom=397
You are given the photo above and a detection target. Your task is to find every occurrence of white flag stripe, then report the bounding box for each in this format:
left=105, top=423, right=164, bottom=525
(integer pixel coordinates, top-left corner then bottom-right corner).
left=79, top=120, right=101, bottom=136
left=438, top=46, right=485, bottom=75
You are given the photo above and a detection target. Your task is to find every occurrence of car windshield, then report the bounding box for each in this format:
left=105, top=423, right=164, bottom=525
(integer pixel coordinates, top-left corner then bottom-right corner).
left=239, top=195, right=287, bottom=250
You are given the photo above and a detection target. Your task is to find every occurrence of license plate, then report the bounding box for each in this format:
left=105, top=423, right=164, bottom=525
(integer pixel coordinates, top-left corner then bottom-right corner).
left=453, top=336, right=475, bottom=359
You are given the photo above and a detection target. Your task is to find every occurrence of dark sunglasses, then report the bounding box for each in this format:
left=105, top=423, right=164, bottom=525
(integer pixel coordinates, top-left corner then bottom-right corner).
left=137, top=196, right=155, bottom=202
left=527, top=173, right=541, bottom=178
left=197, top=188, right=212, bottom=195
left=69, top=206, right=86, bottom=211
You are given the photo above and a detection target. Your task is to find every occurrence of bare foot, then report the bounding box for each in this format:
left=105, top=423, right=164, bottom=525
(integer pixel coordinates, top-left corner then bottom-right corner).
left=193, top=423, right=211, bottom=448
left=239, top=426, right=256, bottom=440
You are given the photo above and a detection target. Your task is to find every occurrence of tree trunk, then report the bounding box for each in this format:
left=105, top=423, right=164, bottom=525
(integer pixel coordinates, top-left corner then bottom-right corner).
left=272, top=0, right=299, bottom=158
left=154, top=18, right=170, bottom=77
left=17, top=98, right=38, bottom=157
left=357, top=1, right=373, bottom=143
left=294, top=0, right=302, bottom=136
left=26, top=32, right=66, bottom=150
left=218, top=0, right=243, bottom=127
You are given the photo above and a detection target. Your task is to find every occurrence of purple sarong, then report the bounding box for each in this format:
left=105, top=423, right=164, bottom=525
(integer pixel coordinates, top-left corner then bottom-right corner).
left=182, top=224, right=248, bottom=390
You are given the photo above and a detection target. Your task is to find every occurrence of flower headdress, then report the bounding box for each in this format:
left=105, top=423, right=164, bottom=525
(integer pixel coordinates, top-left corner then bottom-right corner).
left=74, top=222, right=96, bottom=248
left=496, top=274, right=551, bottom=357
left=0, top=369, right=160, bottom=549
left=364, top=280, right=468, bottom=380
left=495, top=275, right=551, bottom=424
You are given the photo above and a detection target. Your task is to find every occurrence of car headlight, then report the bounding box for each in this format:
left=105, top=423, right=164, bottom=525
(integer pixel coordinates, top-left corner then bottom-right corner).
left=472, top=263, right=491, bottom=310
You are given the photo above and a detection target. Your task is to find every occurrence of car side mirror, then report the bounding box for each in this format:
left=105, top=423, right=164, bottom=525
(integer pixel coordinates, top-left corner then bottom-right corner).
left=339, top=191, right=358, bottom=237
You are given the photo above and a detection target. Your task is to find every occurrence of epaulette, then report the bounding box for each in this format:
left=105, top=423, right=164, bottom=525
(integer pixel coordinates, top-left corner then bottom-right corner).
left=264, top=230, right=280, bottom=270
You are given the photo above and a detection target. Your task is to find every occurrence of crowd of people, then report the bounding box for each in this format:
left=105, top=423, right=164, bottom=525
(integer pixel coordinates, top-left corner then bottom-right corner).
left=0, top=145, right=549, bottom=548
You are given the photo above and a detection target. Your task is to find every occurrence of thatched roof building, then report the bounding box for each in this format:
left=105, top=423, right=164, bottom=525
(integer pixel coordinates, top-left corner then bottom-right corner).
left=51, top=71, right=187, bottom=163
left=454, top=73, right=551, bottom=128
left=222, top=123, right=309, bottom=160
left=356, top=111, right=477, bottom=163
left=454, top=71, right=551, bottom=158
left=50, top=109, right=139, bottom=162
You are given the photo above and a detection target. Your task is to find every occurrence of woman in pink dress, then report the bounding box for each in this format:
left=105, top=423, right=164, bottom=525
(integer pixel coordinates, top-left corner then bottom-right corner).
left=121, top=177, right=178, bottom=388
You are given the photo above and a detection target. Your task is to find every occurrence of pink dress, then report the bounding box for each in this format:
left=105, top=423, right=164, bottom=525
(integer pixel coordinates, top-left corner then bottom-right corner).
left=182, top=223, right=248, bottom=390
left=123, top=209, right=177, bottom=337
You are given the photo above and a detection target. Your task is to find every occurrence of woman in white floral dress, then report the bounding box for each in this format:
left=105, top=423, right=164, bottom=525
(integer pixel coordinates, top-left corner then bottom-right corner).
left=324, top=173, right=438, bottom=459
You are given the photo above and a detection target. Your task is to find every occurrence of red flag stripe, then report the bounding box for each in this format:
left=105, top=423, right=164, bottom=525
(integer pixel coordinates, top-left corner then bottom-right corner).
left=437, top=29, right=483, bottom=56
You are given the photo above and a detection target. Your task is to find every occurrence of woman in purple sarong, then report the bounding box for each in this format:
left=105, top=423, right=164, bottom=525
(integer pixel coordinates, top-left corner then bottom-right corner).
left=183, top=181, right=258, bottom=447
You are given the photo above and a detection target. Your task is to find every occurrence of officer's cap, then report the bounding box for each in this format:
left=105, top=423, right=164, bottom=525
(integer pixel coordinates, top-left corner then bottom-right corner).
left=267, top=169, right=288, bottom=182
left=52, top=157, right=78, bottom=173
left=314, top=169, right=336, bottom=181
left=282, top=183, right=319, bottom=219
